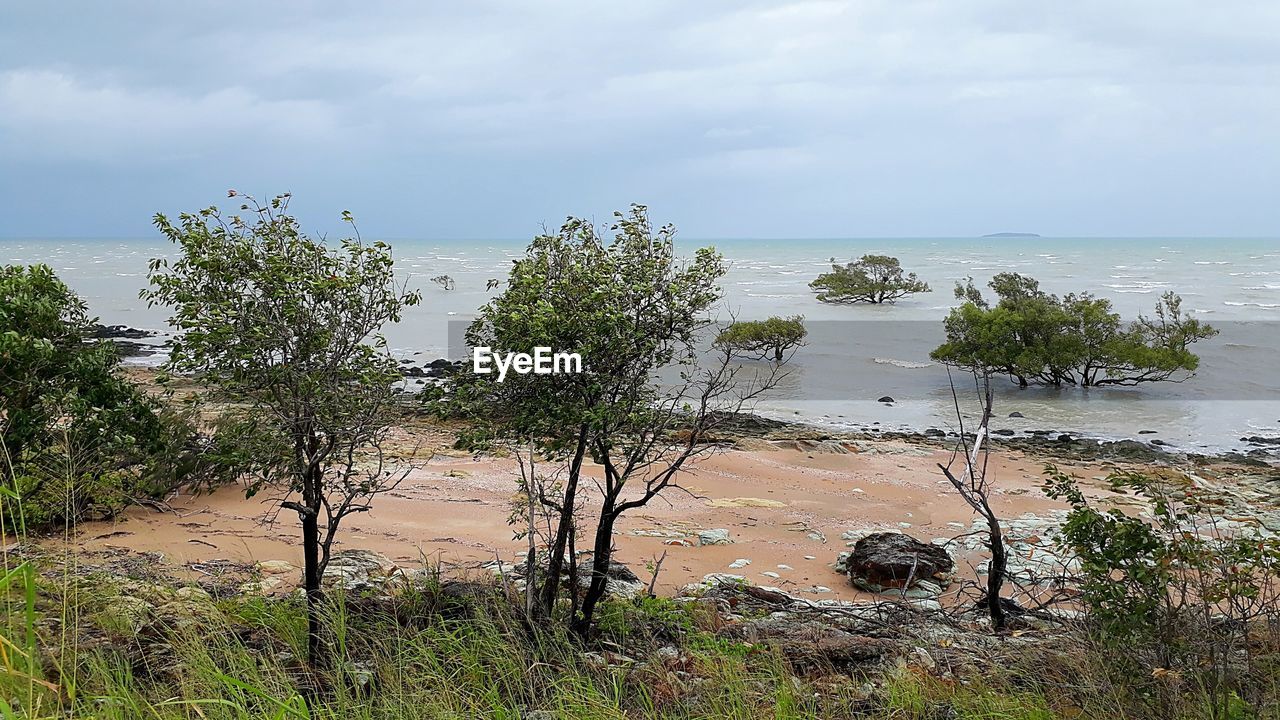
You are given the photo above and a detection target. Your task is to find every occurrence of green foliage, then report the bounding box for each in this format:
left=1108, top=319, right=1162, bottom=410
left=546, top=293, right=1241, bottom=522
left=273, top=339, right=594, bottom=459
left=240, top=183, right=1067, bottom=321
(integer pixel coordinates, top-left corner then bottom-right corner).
left=448, top=205, right=783, bottom=633
left=144, top=191, right=421, bottom=662
left=144, top=191, right=419, bottom=507
left=713, top=315, right=806, bottom=362
left=809, top=254, right=930, bottom=304
left=1044, top=465, right=1280, bottom=718
left=932, top=273, right=1217, bottom=386
left=0, top=264, right=193, bottom=531
left=457, top=205, right=725, bottom=453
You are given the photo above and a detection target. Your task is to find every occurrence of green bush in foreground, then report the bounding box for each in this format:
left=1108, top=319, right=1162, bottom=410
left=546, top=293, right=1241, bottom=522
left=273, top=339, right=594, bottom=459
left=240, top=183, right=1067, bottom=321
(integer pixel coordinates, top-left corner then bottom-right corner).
left=1045, top=466, right=1280, bottom=720
left=0, top=264, right=192, bottom=532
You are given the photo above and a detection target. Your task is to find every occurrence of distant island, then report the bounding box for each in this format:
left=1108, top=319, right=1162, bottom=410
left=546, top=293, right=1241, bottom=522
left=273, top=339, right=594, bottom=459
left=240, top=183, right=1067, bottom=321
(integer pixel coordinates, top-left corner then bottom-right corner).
left=982, top=232, right=1041, bottom=238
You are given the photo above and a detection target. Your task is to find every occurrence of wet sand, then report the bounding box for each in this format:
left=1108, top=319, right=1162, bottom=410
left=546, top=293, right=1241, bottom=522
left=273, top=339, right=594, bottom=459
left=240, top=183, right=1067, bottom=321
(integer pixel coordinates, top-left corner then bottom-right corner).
left=62, top=436, right=1117, bottom=600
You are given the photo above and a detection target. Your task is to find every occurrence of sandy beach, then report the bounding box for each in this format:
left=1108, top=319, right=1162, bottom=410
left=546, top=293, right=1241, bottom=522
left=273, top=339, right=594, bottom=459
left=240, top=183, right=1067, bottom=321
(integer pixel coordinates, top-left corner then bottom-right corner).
left=64, top=430, right=1118, bottom=601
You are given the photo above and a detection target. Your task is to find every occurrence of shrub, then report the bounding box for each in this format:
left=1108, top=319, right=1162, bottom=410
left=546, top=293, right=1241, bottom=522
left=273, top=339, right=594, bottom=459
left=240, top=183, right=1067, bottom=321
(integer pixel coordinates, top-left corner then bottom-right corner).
left=0, top=264, right=194, bottom=531
left=1044, top=465, right=1280, bottom=718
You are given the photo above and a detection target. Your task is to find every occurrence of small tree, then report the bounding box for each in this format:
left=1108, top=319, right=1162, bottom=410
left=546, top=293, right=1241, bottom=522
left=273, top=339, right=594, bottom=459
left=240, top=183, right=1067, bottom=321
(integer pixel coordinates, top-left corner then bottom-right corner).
left=932, top=273, right=1217, bottom=387
left=144, top=192, right=420, bottom=665
left=1, top=264, right=190, bottom=530
left=937, top=369, right=1009, bottom=631
left=453, top=205, right=784, bottom=635
left=810, top=254, right=930, bottom=304
left=713, top=315, right=806, bottom=362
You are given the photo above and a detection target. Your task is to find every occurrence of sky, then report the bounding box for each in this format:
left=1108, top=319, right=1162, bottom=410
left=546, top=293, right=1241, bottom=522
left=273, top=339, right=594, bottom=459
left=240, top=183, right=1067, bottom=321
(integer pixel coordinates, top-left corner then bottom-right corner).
left=2, top=1, right=1278, bottom=239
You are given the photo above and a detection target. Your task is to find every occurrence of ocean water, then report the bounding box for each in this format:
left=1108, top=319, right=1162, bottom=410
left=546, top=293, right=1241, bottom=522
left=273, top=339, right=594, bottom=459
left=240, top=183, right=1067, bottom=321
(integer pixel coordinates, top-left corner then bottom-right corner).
left=4, top=236, right=1279, bottom=454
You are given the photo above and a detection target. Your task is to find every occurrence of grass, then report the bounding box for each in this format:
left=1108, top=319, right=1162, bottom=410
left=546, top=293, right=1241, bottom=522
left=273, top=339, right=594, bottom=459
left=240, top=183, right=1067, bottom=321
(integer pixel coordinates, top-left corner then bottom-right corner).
left=3, top=454, right=1278, bottom=719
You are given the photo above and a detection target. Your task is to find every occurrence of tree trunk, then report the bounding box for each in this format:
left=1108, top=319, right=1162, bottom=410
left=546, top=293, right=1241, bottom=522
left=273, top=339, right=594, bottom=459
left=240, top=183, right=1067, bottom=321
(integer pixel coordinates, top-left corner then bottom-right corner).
left=985, top=509, right=1007, bottom=632
left=574, top=508, right=617, bottom=637
left=301, top=503, right=325, bottom=665
left=539, top=425, right=588, bottom=617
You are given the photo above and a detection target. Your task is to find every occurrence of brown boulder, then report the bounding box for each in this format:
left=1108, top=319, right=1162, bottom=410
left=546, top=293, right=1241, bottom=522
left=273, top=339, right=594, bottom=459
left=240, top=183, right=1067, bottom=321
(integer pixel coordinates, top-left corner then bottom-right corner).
left=844, top=532, right=953, bottom=590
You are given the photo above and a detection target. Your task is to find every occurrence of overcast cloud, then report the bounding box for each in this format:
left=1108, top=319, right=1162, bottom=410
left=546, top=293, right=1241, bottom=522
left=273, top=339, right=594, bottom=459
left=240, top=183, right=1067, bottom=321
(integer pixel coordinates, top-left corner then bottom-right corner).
left=2, top=1, right=1278, bottom=238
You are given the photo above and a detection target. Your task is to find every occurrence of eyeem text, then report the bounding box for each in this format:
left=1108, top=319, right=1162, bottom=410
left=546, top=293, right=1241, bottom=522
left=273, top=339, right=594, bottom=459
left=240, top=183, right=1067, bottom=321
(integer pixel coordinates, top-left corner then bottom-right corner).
left=472, top=347, right=583, bottom=382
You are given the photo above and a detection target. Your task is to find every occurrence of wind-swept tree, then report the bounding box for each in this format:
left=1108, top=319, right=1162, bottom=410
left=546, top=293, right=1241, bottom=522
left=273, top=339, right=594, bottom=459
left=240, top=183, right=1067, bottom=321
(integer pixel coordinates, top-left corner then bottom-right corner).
left=144, top=192, right=420, bottom=665
left=450, top=205, right=784, bottom=635
left=810, top=254, right=930, bottom=304
left=931, top=273, right=1217, bottom=387
left=714, top=315, right=807, bottom=363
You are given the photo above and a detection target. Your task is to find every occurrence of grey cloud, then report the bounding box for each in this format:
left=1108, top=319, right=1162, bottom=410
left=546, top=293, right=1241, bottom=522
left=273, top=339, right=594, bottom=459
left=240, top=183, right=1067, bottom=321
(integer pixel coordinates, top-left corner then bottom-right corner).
left=1, top=1, right=1277, bottom=238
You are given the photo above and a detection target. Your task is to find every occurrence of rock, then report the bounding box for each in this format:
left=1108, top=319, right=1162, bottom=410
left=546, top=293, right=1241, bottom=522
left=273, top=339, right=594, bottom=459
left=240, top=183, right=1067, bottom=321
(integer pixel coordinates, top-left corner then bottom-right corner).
left=761, top=571, right=780, bottom=579
left=844, top=533, right=953, bottom=590
left=256, top=560, right=296, bottom=575
left=877, top=396, right=894, bottom=403
left=575, top=558, right=644, bottom=599
left=728, top=559, right=751, bottom=569
left=729, top=619, right=892, bottom=671
left=993, top=428, right=1015, bottom=436
left=1007, top=412, right=1024, bottom=418
left=240, top=576, right=288, bottom=596
left=910, top=646, right=936, bottom=670
left=323, top=549, right=399, bottom=591
left=1139, top=429, right=1157, bottom=434
left=91, top=324, right=156, bottom=339
left=697, top=529, right=732, bottom=546
left=924, top=428, right=946, bottom=438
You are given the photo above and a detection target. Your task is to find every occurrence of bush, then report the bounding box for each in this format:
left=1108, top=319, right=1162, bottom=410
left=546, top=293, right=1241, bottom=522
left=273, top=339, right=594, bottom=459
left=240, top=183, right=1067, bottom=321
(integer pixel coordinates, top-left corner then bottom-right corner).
left=1, top=264, right=196, bottom=531
left=1044, top=465, right=1280, bottom=718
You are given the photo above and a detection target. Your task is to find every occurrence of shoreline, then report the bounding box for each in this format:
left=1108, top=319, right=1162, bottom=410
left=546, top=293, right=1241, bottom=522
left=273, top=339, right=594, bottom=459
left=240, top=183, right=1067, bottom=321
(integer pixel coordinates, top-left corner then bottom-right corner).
left=46, top=404, right=1280, bottom=605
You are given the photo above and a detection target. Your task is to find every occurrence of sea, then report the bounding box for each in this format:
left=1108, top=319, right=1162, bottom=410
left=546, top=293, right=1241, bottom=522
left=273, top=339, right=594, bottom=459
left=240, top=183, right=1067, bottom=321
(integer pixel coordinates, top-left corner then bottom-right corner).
left=5, top=236, right=1279, bottom=455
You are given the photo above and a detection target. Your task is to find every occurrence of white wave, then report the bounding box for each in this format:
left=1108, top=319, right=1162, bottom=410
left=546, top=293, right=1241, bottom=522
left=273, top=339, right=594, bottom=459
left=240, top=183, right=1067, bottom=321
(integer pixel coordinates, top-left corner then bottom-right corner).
left=1224, top=301, right=1280, bottom=309
left=873, top=357, right=933, bottom=369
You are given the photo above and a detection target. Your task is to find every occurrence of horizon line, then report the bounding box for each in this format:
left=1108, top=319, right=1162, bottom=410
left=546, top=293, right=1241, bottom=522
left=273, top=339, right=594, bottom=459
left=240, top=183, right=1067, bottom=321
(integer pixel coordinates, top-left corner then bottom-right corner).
left=2, top=234, right=1278, bottom=242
